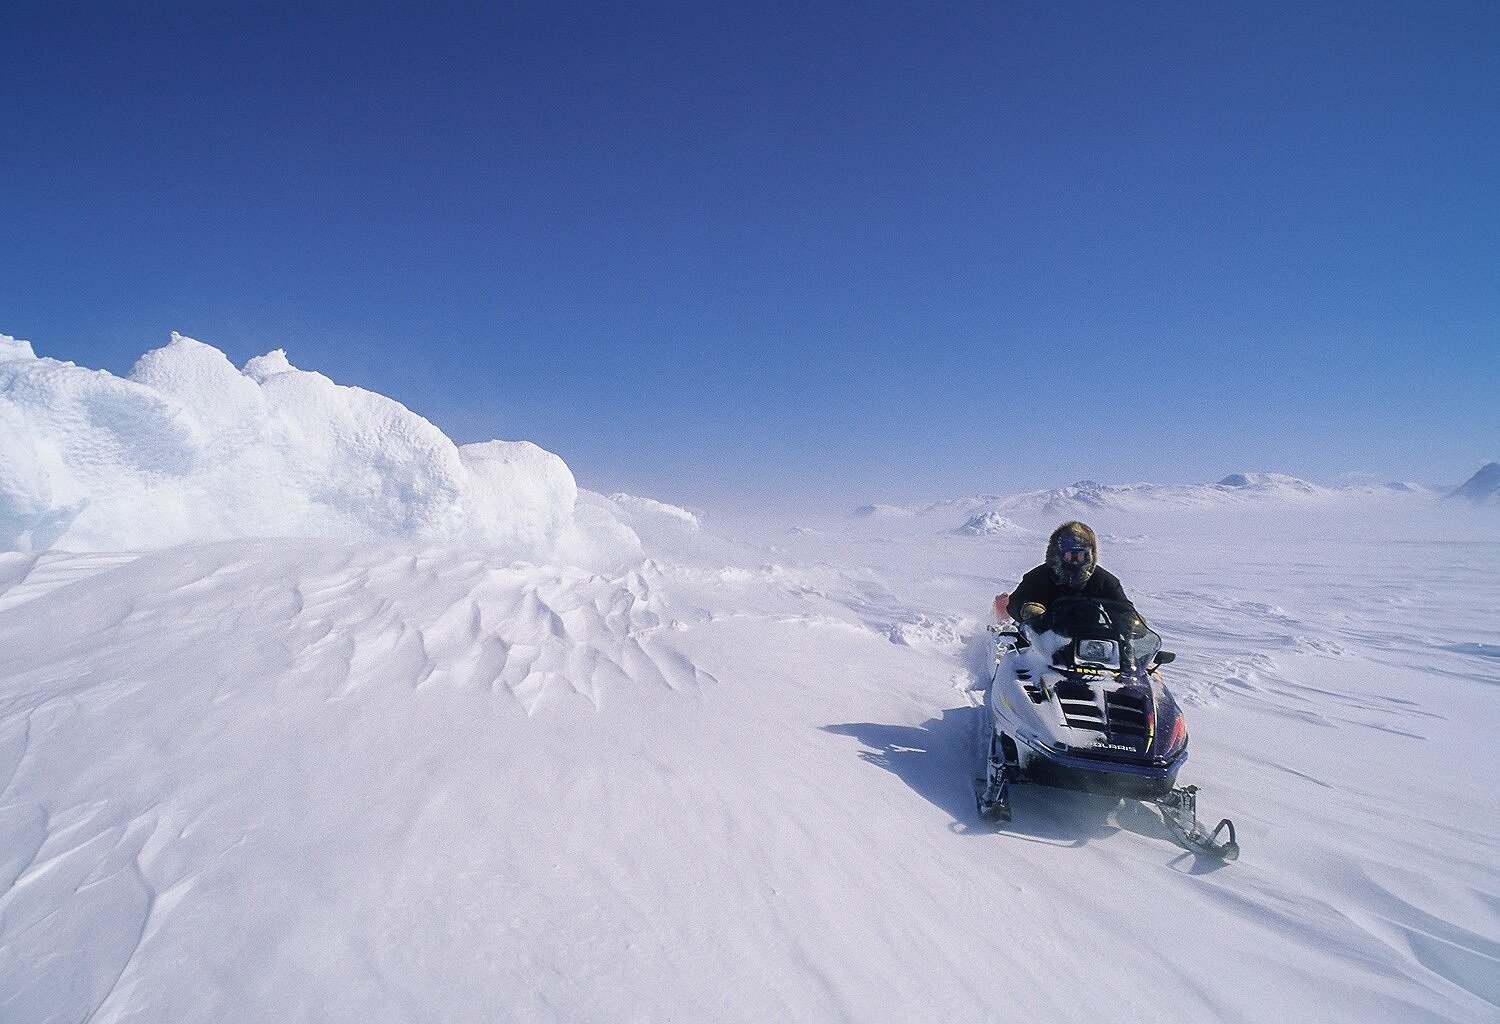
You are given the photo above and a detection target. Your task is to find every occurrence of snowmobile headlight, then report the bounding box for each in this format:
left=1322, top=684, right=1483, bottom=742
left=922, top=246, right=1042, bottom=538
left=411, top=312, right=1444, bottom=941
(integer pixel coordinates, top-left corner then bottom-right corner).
left=1075, top=638, right=1119, bottom=668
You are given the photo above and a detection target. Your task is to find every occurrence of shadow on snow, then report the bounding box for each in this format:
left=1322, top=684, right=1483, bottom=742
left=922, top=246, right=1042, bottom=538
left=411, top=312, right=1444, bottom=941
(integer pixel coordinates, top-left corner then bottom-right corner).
left=823, top=705, right=1223, bottom=865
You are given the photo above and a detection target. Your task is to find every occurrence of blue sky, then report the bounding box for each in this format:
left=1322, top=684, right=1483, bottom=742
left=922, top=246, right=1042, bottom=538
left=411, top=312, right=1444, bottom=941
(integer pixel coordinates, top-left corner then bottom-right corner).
left=3, top=1, right=1496, bottom=507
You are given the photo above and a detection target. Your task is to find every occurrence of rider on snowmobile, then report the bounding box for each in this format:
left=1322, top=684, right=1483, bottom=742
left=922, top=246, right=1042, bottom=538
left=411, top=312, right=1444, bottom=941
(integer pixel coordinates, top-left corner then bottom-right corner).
left=1009, top=521, right=1134, bottom=625
left=982, top=523, right=1237, bottom=856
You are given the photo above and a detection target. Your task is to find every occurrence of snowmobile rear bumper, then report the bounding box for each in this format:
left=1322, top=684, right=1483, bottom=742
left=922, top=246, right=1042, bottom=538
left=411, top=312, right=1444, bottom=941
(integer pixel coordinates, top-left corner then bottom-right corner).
left=1024, top=747, right=1186, bottom=800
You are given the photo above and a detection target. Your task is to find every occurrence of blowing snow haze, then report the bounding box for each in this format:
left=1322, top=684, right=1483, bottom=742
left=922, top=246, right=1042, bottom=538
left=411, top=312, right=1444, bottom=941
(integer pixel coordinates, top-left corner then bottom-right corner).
left=1, top=329, right=1498, bottom=1023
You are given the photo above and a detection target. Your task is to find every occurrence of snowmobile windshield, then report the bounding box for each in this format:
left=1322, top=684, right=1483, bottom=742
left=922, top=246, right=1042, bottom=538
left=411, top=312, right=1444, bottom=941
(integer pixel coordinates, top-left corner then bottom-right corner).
left=1042, top=597, right=1161, bottom=670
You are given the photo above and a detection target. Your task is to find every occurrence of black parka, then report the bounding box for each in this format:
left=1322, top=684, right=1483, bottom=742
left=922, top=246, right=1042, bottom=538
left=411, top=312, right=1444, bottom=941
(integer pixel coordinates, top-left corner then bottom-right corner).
left=1009, top=521, right=1137, bottom=622
left=1009, top=563, right=1133, bottom=616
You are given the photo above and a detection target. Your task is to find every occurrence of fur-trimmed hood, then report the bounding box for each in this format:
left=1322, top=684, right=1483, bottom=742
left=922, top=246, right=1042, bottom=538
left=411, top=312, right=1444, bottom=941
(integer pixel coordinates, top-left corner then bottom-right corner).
left=1046, top=520, right=1098, bottom=587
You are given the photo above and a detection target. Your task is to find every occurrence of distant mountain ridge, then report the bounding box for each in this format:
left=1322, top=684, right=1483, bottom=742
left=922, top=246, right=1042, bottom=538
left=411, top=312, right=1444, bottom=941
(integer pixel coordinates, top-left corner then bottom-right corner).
left=1445, top=462, right=1500, bottom=505
left=1003, top=473, right=1333, bottom=515
left=853, top=468, right=1477, bottom=522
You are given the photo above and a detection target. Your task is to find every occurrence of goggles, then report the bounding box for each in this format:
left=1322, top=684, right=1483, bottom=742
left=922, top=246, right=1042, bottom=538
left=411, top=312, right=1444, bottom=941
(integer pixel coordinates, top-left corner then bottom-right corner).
left=1057, top=537, right=1091, bottom=565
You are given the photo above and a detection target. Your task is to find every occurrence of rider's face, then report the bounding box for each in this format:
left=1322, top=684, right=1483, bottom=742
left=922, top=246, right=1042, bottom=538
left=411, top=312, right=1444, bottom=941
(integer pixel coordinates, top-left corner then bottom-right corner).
left=1061, top=549, right=1089, bottom=566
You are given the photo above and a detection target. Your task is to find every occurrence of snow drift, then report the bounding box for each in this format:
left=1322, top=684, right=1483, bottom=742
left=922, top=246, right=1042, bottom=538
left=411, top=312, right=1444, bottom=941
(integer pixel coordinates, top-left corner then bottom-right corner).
left=1, top=501, right=1497, bottom=1023
left=0, top=333, right=634, bottom=563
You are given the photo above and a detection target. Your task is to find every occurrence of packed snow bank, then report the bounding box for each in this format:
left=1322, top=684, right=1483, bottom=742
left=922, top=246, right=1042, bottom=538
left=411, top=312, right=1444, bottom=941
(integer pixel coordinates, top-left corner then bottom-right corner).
left=0, top=332, right=637, bottom=562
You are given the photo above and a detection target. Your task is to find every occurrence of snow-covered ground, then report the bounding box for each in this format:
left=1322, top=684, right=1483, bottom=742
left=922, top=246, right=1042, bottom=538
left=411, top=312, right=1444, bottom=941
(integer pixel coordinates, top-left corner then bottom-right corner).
left=2, top=337, right=1497, bottom=1023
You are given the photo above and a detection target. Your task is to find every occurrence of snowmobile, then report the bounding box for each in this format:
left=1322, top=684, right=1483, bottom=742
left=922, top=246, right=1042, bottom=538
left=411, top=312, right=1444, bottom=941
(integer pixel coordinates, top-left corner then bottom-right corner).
left=976, top=595, right=1239, bottom=860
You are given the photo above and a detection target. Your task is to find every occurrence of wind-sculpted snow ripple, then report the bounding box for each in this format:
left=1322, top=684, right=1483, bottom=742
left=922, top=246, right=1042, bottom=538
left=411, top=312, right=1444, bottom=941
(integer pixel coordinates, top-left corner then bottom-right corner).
left=280, top=548, right=712, bottom=712
left=0, top=509, right=1496, bottom=1023
left=0, top=540, right=715, bottom=1022
left=0, top=541, right=714, bottom=718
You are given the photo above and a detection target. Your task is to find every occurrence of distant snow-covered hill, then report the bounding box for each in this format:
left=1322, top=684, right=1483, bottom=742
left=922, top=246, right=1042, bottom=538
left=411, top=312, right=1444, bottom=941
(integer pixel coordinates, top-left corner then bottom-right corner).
left=954, top=511, right=1031, bottom=536
left=997, top=473, right=1333, bottom=516
left=854, top=470, right=1458, bottom=534
left=1446, top=462, right=1500, bottom=505
left=851, top=503, right=917, bottom=518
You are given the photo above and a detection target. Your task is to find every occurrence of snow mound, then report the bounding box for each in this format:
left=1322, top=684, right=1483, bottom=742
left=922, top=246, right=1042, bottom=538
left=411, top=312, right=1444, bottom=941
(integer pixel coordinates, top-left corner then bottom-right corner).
left=954, top=512, right=1030, bottom=536
left=0, top=332, right=633, bottom=561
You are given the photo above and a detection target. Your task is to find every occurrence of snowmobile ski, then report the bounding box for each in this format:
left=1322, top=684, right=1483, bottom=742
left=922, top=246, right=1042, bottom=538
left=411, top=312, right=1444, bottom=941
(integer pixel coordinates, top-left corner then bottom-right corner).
left=974, top=775, right=1012, bottom=823
left=1155, top=786, right=1239, bottom=860
left=974, top=729, right=1014, bottom=823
